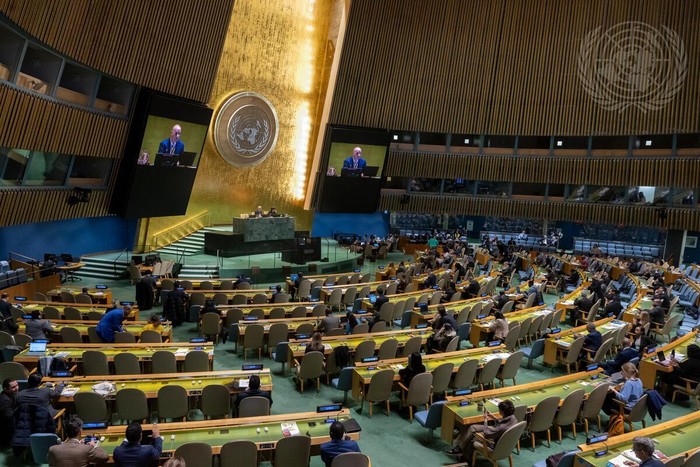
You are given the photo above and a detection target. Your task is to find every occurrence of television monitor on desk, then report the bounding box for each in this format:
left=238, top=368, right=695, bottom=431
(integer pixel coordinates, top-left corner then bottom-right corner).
left=363, top=166, right=379, bottom=177
left=154, top=153, right=179, bottom=167
left=178, top=151, right=197, bottom=167
left=341, top=167, right=362, bottom=177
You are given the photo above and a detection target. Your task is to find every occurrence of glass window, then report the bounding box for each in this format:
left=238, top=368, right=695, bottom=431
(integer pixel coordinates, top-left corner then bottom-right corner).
left=568, top=185, right=586, bottom=202
left=587, top=186, right=626, bottom=204
left=68, top=156, right=111, bottom=186
left=444, top=178, right=474, bottom=194
left=673, top=188, right=694, bottom=206
left=512, top=183, right=546, bottom=197
left=407, top=178, right=441, bottom=193
left=0, top=24, right=25, bottom=80
left=0, top=148, right=29, bottom=186
left=23, top=151, right=71, bottom=186
left=476, top=181, right=509, bottom=197
left=548, top=184, right=566, bottom=200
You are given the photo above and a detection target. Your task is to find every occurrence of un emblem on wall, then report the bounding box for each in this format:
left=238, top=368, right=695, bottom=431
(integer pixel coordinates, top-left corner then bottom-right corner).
left=213, top=92, right=279, bottom=167
left=578, top=21, right=687, bottom=112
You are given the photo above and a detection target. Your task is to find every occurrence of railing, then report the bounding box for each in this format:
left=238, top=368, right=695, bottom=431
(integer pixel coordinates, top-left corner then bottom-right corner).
left=151, top=211, right=211, bottom=250
left=113, top=248, right=130, bottom=277
left=8, top=251, right=41, bottom=279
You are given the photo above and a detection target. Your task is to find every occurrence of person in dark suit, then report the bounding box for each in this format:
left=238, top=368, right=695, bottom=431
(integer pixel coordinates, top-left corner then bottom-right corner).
left=648, top=301, right=666, bottom=326
left=630, top=324, right=655, bottom=355
left=493, top=291, right=509, bottom=312
left=578, top=322, right=602, bottom=362
left=398, top=352, right=426, bottom=387
left=47, top=417, right=109, bottom=467
left=603, top=338, right=639, bottom=375
left=659, top=344, right=700, bottom=395
left=342, top=147, right=367, bottom=171
left=464, top=275, right=480, bottom=299
left=15, top=374, right=63, bottom=417
left=113, top=422, right=162, bottom=467
left=571, top=290, right=593, bottom=325
left=0, top=378, right=18, bottom=448
left=632, top=437, right=665, bottom=467
left=446, top=400, right=518, bottom=462
left=232, top=375, right=272, bottom=412
left=254, top=206, right=264, bottom=218
left=373, top=288, right=389, bottom=311
left=271, top=285, right=283, bottom=302
left=320, top=421, right=361, bottom=467
left=603, top=294, right=623, bottom=319
left=158, top=124, right=185, bottom=156
left=423, top=270, right=437, bottom=289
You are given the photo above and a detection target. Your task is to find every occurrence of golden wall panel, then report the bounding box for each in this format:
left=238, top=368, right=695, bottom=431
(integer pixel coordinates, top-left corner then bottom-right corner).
left=0, top=0, right=233, bottom=102
left=380, top=192, right=700, bottom=231
left=330, top=0, right=700, bottom=135
left=0, top=83, right=128, bottom=157
left=141, top=0, right=339, bottom=239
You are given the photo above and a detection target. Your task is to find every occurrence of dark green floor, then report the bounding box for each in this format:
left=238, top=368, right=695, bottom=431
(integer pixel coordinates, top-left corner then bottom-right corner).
left=1, top=261, right=695, bottom=466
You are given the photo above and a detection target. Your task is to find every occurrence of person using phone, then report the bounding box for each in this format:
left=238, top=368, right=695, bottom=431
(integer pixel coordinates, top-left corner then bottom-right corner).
left=113, top=422, right=162, bottom=467
left=47, top=417, right=109, bottom=467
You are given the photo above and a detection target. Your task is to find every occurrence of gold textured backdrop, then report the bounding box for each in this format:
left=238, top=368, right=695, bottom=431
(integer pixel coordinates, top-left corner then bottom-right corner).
left=142, top=0, right=339, bottom=244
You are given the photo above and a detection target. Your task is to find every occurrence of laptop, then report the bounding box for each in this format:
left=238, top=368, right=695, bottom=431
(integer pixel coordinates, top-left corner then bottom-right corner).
left=290, top=273, right=299, bottom=282
left=362, top=166, right=379, bottom=177
left=154, top=153, right=179, bottom=167
left=341, top=167, right=362, bottom=177
left=26, top=341, right=47, bottom=356
left=368, top=293, right=377, bottom=304
left=178, top=151, right=197, bottom=167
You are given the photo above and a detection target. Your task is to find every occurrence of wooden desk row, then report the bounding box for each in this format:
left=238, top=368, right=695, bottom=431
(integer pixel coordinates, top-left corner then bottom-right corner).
left=12, top=301, right=140, bottom=321
left=18, top=319, right=172, bottom=342
left=45, top=286, right=113, bottom=305
left=638, top=330, right=699, bottom=389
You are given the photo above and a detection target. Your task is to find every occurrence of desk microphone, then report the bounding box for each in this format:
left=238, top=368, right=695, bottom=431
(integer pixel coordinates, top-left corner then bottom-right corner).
left=169, top=434, right=175, bottom=452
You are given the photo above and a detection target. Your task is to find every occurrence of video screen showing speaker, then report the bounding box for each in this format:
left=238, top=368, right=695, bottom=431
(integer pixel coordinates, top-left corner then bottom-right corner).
left=318, top=126, right=389, bottom=213
left=110, top=91, right=212, bottom=218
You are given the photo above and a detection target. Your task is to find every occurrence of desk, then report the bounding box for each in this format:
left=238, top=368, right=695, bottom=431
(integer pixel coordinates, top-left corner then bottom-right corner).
left=470, top=306, right=551, bottom=347
left=218, top=302, right=317, bottom=319
left=92, top=410, right=359, bottom=461
left=638, top=330, right=698, bottom=388
left=19, top=319, right=172, bottom=342
left=14, top=342, right=214, bottom=371
left=319, top=280, right=394, bottom=302
left=441, top=368, right=606, bottom=443
left=16, top=301, right=140, bottom=321
left=575, top=410, right=700, bottom=466
left=46, top=286, right=112, bottom=304
left=232, top=216, right=295, bottom=242
left=542, top=317, right=618, bottom=367
left=554, top=281, right=591, bottom=312
left=475, top=250, right=491, bottom=266
left=411, top=268, right=447, bottom=288
left=186, top=289, right=274, bottom=304
left=351, top=347, right=506, bottom=400
left=409, top=297, right=494, bottom=329
left=56, top=262, right=85, bottom=282
left=45, top=369, right=272, bottom=403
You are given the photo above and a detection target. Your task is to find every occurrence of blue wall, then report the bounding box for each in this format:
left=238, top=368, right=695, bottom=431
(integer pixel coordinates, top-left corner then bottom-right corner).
left=311, top=212, right=390, bottom=238
left=0, top=216, right=137, bottom=260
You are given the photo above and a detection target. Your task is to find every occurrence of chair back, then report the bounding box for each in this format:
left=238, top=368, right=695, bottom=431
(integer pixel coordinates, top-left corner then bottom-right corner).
left=683, top=448, right=700, bottom=467
left=444, top=336, right=460, bottom=352
left=29, top=433, right=60, bottom=464
left=82, top=350, right=109, bottom=376
left=342, top=287, right=357, bottom=306
left=174, top=442, right=213, bottom=467
left=591, top=338, right=615, bottom=364
left=184, top=350, right=210, bottom=372
left=158, top=385, right=189, bottom=420
left=566, top=336, right=586, bottom=364
left=74, top=391, right=109, bottom=423
left=201, top=384, right=231, bottom=419
left=199, top=281, right=214, bottom=290
left=87, top=311, right=104, bottom=321
left=555, top=388, right=586, bottom=426
left=220, top=440, right=257, bottom=467
left=367, top=369, right=395, bottom=402
left=431, top=362, right=455, bottom=394
left=452, top=359, right=478, bottom=389
left=328, top=289, right=343, bottom=306
left=626, top=393, right=648, bottom=424
left=415, top=400, right=447, bottom=430
left=503, top=325, right=520, bottom=351
left=13, top=333, right=31, bottom=349
left=352, top=323, right=369, bottom=334
left=238, top=395, right=270, bottom=417
left=212, top=293, right=228, bottom=305
left=114, top=332, right=136, bottom=343
left=274, top=435, right=311, bottom=467
left=501, top=300, right=515, bottom=314
left=201, top=312, right=221, bottom=337
left=371, top=321, right=387, bottom=333
left=401, top=335, right=422, bottom=357
left=499, top=351, right=523, bottom=381
left=140, top=330, right=162, bottom=343
left=87, top=326, right=102, bottom=343
left=42, top=306, right=61, bottom=320
left=456, top=306, right=471, bottom=325
left=75, top=294, right=92, bottom=304
left=59, top=326, right=82, bottom=343
left=299, top=351, right=325, bottom=380
left=331, top=453, right=370, bottom=467
left=327, top=328, right=345, bottom=336
left=528, top=395, right=561, bottom=432
left=152, top=350, right=177, bottom=373
left=332, top=367, right=355, bottom=391
left=353, top=340, right=376, bottom=362
left=231, top=295, right=247, bottom=305
left=490, top=421, right=527, bottom=461
left=296, top=323, right=315, bottom=334
left=64, top=307, right=83, bottom=321
left=551, top=308, right=564, bottom=328
left=312, top=304, right=327, bottom=317
left=60, top=291, right=75, bottom=303
left=268, top=307, right=285, bottom=319
left=581, top=382, right=611, bottom=419
left=378, top=302, right=394, bottom=323
left=116, top=388, right=149, bottom=422
left=377, top=338, right=398, bottom=360
left=0, top=331, right=14, bottom=346
left=268, top=323, right=289, bottom=353
left=477, top=357, right=501, bottom=387
left=297, top=280, right=312, bottom=300
left=528, top=315, right=544, bottom=341
left=518, top=317, right=532, bottom=341
left=114, top=352, right=141, bottom=375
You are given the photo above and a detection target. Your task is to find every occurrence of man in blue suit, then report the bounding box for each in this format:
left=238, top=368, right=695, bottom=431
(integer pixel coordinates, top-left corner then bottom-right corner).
left=342, top=147, right=367, bottom=171
left=320, top=421, right=361, bottom=467
left=158, top=124, right=185, bottom=156
left=603, top=338, right=638, bottom=375
left=113, top=422, right=162, bottom=467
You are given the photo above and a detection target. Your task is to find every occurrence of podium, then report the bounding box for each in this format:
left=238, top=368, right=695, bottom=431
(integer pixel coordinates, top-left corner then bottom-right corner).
left=232, top=217, right=295, bottom=242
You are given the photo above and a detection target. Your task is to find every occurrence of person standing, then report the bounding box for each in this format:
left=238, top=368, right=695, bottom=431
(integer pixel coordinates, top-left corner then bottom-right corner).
left=47, top=417, right=109, bottom=467
left=95, top=305, right=132, bottom=342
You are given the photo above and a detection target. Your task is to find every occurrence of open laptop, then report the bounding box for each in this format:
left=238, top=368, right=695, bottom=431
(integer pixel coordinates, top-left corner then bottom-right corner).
left=178, top=151, right=197, bottom=167
left=26, top=341, right=47, bottom=356
left=341, top=167, right=362, bottom=177
left=362, top=166, right=379, bottom=177
left=154, top=153, right=179, bottom=167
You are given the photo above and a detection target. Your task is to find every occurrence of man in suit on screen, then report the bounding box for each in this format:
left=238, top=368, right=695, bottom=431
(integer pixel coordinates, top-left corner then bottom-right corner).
left=158, top=124, right=185, bottom=156
left=342, top=147, right=367, bottom=170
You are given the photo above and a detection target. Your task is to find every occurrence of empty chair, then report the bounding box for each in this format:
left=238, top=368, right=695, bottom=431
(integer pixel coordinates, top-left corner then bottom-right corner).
left=312, top=304, right=327, bottom=317
left=201, top=384, right=231, bottom=419
left=527, top=395, right=561, bottom=450
left=556, top=336, right=585, bottom=373
left=212, top=292, right=228, bottom=305
left=268, top=323, right=289, bottom=358
left=116, top=388, right=149, bottom=422
left=431, top=362, right=454, bottom=401
left=370, top=321, right=387, bottom=333
left=331, top=453, right=370, bottom=467
left=295, top=351, right=325, bottom=392
left=184, top=350, right=210, bottom=372
left=554, top=388, right=585, bottom=442
left=268, top=307, right=286, bottom=319
left=274, top=434, right=311, bottom=467
left=252, top=293, right=267, bottom=304
left=581, top=382, right=611, bottom=435
left=451, top=359, right=478, bottom=390
left=328, top=289, right=343, bottom=309
left=231, top=294, right=248, bottom=305
left=87, top=311, right=104, bottom=321
left=242, top=323, right=264, bottom=360
left=471, top=421, right=527, bottom=467
left=114, top=332, right=136, bottom=343
left=219, top=440, right=258, bottom=467
left=152, top=350, right=177, bottom=374
left=496, top=351, right=523, bottom=387
left=360, top=368, right=394, bottom=416
left=59, top=326, right=83, bottom=344
left=352, top=323, right=369, bottom=334
left=82, top=350, right=109, bottom=376
left=158, top=385, right=189, bottom=422
left=139, top=330, right=162, bottom=343
left=399, top=372, right=433, bottom=421
left=63, top=307, right=83, bottom=321
left=377, top=338, right=398, bottom=360
left=272, top=341, right=290, bottom=374
left=29, top=433, right=60, bottom=464
left=33, top=292, right=48, bottom=302
left=353, top=340, right=376, bottom=363
left=476, top=358, right=502, bottom=391
left=330, top=367, right=354, bottom=406
left=190, top=292, right=206, bottom=307
left=174, top=442, right=213, bottom=467
left=13, top=333, right=31, bottom=349
left=296, top=323, right=314, bottom=335
left=502, top=325, right=520, bottom=352
left=238, top=395, right=270, bottom=417
left=0, top=362, right=28, bottom=381
left=200, top=312, right=221, bottom=344
left=74, top=391, right=109, bottom=424
left=414, top=400, right=447, bottom=440
left=444, top=336, right=460, bottom=352
left=521, top=338, right=545, bottom=369
left=42, top=306, right=61, bottom=320
left=59, top=291, right=75, bottom=303
left=114, top=352, right=141, bottom=375
left=75, top=294, right=92, bottom=305
left=401, top=335, right=422, bottom=357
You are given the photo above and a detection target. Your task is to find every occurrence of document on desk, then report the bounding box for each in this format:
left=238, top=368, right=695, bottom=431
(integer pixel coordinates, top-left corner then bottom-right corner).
left=488, top=398, right=503, bottom=407
left=281, top=422, right=300, bottom=437
left=237, top=378, right=249, bottom=389
left=175, top=348, right=189, bottom=356
left=61, top=387, right=80, bottom=397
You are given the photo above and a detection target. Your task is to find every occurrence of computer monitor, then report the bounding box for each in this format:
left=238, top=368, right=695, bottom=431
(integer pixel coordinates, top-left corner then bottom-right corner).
left=341, top=167, right=362, bottom=177
left=178, top=151, right=197, bottom=167
left=154, top=153, right=179, bottom=167
left=363, top=166, right=379, bottom=176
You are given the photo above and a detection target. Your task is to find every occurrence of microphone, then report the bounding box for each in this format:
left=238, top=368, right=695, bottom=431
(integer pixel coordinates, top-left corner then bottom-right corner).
left=169, top=434, right=175, bottom=452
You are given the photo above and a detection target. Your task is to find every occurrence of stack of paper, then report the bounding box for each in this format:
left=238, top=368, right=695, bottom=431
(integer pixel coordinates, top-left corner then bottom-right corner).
left=281, top=422, right=300, bottom=437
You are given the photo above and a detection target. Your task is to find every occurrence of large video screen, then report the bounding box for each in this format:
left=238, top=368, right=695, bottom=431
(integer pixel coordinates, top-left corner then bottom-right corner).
left=318, top=126, right=389, bottom=213
left=110, top=91, right=213, bottom=218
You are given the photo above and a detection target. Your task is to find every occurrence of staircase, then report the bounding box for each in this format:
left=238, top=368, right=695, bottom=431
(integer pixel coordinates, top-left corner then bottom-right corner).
left=178, top=264, right=220, bottom=279
left=154, top=228, right=217, bottom=257
left=76, top=255, right=130, bottom=280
